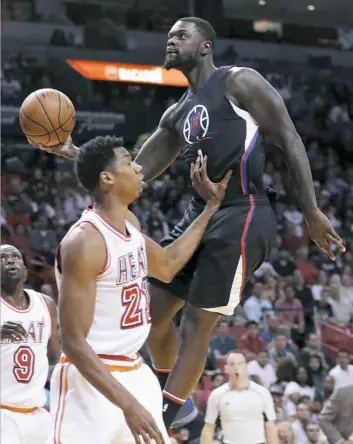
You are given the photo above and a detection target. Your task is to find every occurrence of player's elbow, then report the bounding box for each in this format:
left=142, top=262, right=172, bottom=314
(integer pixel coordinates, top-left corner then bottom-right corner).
left=60, top=329, right=85, bottom=359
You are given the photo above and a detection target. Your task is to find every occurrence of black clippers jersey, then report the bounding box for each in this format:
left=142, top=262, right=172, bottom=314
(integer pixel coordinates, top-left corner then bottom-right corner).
left=170, top=66, right=266, bottom=201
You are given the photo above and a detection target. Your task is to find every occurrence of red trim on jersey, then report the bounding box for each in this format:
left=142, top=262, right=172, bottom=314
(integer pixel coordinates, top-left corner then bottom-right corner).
left=87, top=207, right=131, bottom=242
left=0, top=290, right=33, bottom=313
left=38, top=293, right=52, bottom=334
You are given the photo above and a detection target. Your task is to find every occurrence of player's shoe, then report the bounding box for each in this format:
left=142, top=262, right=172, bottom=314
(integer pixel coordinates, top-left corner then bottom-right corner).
left=171, top=397, right=198, bottom=429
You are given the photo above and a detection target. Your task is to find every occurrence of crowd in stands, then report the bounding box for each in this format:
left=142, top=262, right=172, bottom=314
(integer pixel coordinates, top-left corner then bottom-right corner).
left=2, top=31, right=353, bottom=444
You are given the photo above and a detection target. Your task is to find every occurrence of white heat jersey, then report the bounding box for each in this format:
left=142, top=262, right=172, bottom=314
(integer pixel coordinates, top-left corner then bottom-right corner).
left=55, top=207, right=151, bottom=361
left=0, top=290, right=51, bottom=408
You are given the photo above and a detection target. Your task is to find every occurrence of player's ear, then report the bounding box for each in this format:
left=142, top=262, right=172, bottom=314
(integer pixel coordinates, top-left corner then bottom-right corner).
left=100, top=171, right=114, bottom=185
left=201, top=41, right=212, bottom=56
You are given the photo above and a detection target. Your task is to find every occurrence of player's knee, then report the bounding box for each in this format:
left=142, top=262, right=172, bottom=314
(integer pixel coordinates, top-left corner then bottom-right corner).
left=180, top=304, right=220, bottom=339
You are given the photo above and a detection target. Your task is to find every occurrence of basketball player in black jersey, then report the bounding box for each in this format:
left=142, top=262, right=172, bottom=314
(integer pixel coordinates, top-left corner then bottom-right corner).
left=31, top=17, right=345, bottom=430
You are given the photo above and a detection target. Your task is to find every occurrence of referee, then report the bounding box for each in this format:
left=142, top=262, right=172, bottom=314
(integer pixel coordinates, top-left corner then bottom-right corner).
left=201, top=352, right=278, bottom=444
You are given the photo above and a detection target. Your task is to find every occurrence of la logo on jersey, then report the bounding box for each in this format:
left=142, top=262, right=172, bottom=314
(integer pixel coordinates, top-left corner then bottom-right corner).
left=183, top=105, right=209, bottom=145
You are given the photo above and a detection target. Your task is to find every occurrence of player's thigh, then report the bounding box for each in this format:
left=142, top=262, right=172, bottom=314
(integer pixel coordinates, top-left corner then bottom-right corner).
left=50, top=363, right=121, bottom=444
left=0, top=409, right=23, bottom=444
left=112, top=364, right=170, bottom=444
left=188, top=203, right=276, bottom=314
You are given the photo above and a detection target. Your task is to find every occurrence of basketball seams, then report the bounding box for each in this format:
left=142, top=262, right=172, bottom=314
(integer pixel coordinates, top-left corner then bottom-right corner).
left=20, top=109, right=51, bottom=136
left=57, top=91, right=62, bottom=129
left=35, top=92, right=61, bottom=145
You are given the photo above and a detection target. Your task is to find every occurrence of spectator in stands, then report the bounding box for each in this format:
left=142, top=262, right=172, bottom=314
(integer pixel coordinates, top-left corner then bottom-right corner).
left=291, top=403, right=312, bottom=444
left=247, top=349, right=276, bottom=388
left=28, top=214, right=57, bottom=264
left=269, top=333, right=297, bottom=367
left=299, top=333, right=332, bottom=370
left=315, top=288, right=335, bottom=322
left=312, top=375, right=335, bottom=414
left=261, top=316, right=280, bottom=345
left=210, top=320, right=236, bottom=361
left=305, top=422, right=327, bottom=444
left=277, top=421, right=296, bottom=444
left=293, top=269, right=315, bottom=332
left=328, top=276, right=353, bottom=325
left=237, top=321, right=266, bottom=354
left=203, top=346, right=221, bottom=377
left=243, top=282, right=274, bottom=323
left=275, top=283, right=305, bottom=340
left=284, top=366, right=315, bottom=417
left=263, top=275, right=278, bottom=303
left=341, top=272, right=353, bottom=302
left=307, top=355, right=326, bottom=391
left=295, top=246, right=319, bottom=285
left=272, top=249, right=297, bottom=278
left=328, top=349, right=353, bottom=389
left=270, top=384, right=288, bottom=422
left=312, top=271, right=328, bottom=302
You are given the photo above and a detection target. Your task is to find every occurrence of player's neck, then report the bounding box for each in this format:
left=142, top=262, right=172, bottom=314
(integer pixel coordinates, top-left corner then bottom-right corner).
left=185, top=59, right=217, bottom=93
left=1, top=285, right=27, bottom=306
left=230, top=376, right=249, bottom=390
left=93, top=198, right=129, bottom=236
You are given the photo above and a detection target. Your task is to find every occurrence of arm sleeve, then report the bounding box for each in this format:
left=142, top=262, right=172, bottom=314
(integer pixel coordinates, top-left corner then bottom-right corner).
left=263, top=388, right=277, bottom=422
left=204, top=389, right=221, bottom=425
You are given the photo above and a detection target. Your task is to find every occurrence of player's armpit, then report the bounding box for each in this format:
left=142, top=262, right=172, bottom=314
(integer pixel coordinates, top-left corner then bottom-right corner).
left=58, top=224, right=138, bottom=411
left=135, top=104, right=183, bottom=183
left=226, top=67, right=317, bottom=217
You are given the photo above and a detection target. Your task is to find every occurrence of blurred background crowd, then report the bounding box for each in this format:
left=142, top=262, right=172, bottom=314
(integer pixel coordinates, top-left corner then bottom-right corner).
left=1, top=0, right=353, bottom=443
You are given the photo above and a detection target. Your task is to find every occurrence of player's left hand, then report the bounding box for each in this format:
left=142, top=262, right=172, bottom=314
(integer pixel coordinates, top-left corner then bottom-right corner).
left=27, top=135, right=76, bottom=160
left=190, top=154, right=232, bottom=210
left=0, top=321, right=26, bottom=342
left=305, top=208, right=345, bottom=261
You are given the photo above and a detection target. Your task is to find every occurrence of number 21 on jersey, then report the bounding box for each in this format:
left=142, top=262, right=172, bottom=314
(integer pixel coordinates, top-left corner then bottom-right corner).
left=120, top=279, right=151, bottom=329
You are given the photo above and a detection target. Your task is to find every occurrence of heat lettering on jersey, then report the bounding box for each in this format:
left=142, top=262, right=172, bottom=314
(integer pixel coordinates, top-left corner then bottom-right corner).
left=0, top=321, right=45, bottom=345
left=116, top=246, right=147, bottom=285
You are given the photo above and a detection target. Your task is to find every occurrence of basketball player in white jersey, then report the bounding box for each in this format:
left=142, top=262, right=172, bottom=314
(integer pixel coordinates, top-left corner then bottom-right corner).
left=0, top=244, right=61, bottom=444
left=51, top=135, right=231, bottom=444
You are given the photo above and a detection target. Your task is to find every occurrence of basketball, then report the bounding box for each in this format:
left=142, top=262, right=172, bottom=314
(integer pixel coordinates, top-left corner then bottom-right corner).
left=19, top=89, right=75, bottom=147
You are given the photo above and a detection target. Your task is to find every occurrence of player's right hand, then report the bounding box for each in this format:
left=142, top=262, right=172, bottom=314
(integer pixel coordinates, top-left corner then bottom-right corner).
left=305, top=207, right=345, bottom=261
left=123, top=401, right=165, bottom=444
left=190, top=154, right=232, bottom=210
left=0, top=321, right=26, bottom=342
left=27, top=135, right=75, bottom=160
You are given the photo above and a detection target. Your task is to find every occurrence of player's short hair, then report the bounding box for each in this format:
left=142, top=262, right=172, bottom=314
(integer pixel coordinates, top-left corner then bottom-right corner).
left=178, top=17, right=216, bottom=48
left=75, top=135, right=124, bottom=193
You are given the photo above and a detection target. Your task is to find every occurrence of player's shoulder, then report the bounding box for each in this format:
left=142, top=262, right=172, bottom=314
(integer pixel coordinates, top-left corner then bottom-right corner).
left=60, top=222, right=106, bottom=271
left=249, top=380, right=271, bottom=396
left=210, top=382, right=232, bottom=399
left=159, top=103, right=179, bottom=128
left=226, top=66, right=266, bottom=91
left=39, top=293, right=57, bottom=315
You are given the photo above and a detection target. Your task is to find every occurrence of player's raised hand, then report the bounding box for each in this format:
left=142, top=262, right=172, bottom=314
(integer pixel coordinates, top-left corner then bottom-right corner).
left=0, top=321, right=26, bottom=342
left=123, top=401, right=165, bottom=444
left=190, top=153, right=232, bottom=210
left=305, top=208, right=345, bottom=261
left=27, top=135, right=77, bottom=160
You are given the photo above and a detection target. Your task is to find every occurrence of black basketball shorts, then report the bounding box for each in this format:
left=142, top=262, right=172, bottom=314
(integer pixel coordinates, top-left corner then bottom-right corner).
left=148, top=195, right=277, bottom=315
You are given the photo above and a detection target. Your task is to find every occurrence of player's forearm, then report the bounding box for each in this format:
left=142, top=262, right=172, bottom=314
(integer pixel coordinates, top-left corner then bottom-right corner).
left=163, top=204, right=217, bottom=281
left=265, top=422, right=279, bottom=444
left=200, top=425, right=215, bottom=444
left=135, top=139, right=179, bottom=183
left=62, top=337, right=137, bottom=410
left=282, top=134, right=318, bottom=216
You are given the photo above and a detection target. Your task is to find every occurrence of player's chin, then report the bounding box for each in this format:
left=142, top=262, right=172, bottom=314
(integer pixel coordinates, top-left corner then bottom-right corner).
left=163, top=58, right=181, bottom=70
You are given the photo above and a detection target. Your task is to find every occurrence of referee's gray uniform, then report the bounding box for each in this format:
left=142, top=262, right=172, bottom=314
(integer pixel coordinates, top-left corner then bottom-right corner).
left=204, top=381, right=276, bottom=444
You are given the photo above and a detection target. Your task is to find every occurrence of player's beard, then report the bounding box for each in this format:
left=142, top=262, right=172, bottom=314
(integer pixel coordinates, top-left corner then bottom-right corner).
left=163, top=53, right=183, bottom=70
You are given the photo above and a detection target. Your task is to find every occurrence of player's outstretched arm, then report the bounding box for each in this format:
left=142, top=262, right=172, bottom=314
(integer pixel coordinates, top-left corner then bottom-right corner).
left=129, top=155, right=232, bottom=282
left=59, top=224, right=165, bottom=444
left=226, top=67, right=345, bottom=260
left=134, top=104, right=184, bottom=183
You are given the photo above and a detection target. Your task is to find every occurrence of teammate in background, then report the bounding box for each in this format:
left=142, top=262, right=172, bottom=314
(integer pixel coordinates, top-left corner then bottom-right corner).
left=0, top=244, right=60, bottom=444
left=51, top=136, right=231, bottom=444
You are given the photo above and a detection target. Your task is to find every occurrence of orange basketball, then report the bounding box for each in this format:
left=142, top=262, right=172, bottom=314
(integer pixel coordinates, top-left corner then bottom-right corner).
left=19, top=89, right=75, bottom=147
